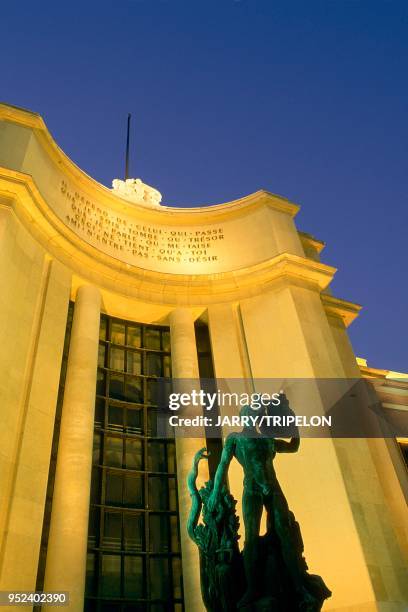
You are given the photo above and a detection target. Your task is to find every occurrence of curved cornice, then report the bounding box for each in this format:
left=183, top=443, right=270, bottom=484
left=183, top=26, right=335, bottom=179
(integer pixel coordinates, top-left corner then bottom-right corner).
left=0, top=102, right=300, bottom=222
left=0, top=168, right=334, bottom=305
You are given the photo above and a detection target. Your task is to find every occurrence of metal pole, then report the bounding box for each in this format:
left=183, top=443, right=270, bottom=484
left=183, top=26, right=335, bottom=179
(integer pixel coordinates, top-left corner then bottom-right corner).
left=125, top=113, right=131, bottom=180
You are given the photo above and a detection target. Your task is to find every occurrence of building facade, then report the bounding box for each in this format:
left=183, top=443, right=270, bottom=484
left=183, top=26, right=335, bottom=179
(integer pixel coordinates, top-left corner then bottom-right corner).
left=0, top=103, right=407, bottom=611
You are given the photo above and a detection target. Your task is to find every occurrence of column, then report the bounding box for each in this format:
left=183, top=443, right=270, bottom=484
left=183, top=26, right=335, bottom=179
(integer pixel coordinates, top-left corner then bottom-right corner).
left=169, top=308, right=207, bottom=612
left=43, top=285, right=101, bottom=612
left=239, top=285, right=377, bottom=610
left=207, top=303, right=250, bottom=542
left=0, top=259, right=71, bottom=592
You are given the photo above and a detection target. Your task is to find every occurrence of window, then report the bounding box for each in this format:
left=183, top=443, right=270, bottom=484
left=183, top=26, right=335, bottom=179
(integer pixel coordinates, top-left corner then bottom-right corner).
left=127, top=325, right=141, bottom=348
left=103, top=512, right=122, bottom=550
left=146, top=353, right=162, bottom=376
left=398, top=441, right=408, bottom=469
left=86, top=316, right=182, bottom=612
left=149, top=514, right=169, bottom=552
left=144, top=328, right=161, bottom=350
left=101, top=555, right=121, bottom=597
left=147, top=441, right=166, bottom=472
left=111, top=322, right=125, bottom=345
left=126, top=351, right=141, bottom=376
left=110, top=347, right=125, bottom=371
left=98, top=344, right=106, bottom=368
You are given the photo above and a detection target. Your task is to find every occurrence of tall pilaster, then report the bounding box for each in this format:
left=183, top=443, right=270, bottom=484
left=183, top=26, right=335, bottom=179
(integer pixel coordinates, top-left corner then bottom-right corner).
left=43, top=285, right=101, bottom=612
left=169, top=308, right=207, bottom=612
left=238, top=283, right=382, bottom=610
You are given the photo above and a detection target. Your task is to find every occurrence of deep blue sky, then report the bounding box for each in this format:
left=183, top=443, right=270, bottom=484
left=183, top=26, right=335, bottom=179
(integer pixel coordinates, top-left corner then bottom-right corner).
left=2, top=1, right=407, bottom=371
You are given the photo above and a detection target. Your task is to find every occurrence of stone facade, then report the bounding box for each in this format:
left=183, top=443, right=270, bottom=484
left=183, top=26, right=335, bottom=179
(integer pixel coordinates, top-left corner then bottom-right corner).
left=0, top=103, right=407, bottom=611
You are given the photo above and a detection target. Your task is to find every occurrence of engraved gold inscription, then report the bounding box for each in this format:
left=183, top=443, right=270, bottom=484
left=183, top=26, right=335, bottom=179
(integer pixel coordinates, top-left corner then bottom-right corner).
left=61, top=180, right=224, bottom=265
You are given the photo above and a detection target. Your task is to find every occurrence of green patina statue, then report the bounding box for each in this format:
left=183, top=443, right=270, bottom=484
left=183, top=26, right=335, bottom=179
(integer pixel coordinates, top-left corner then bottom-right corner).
left=187, top=397, right=332, bottom=611
left=187, top=447, right=244, bottom=611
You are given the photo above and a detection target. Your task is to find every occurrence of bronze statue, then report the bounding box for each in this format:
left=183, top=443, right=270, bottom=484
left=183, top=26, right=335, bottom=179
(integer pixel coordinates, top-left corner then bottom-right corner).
left=187, top=448, right=244, bottom=611
left=187, top=396, right=331, bottom=611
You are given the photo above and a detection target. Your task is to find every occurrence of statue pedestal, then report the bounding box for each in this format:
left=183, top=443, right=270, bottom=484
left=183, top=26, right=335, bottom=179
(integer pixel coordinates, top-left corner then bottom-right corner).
left=237, top=532, right=331, bottom=612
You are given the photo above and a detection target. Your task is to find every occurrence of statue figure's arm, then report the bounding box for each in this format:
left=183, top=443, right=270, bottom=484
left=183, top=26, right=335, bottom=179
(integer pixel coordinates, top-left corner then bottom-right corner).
left=274, top=436, right=300, bottom=453
left=187, top=448, right=209, bottom=543
left=208, top=435, right=235, bottom=511
left=273, top=393, right=300, bottom=453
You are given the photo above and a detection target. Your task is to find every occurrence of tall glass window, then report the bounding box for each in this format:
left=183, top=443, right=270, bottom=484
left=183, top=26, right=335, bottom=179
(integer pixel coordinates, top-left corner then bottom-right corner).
left=85, top=316, right=183, bottom=612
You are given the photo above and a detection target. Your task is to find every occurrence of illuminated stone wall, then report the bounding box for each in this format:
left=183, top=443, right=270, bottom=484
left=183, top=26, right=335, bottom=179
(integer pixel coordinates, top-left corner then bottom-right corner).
left=0, top=103, right=407, bottom=612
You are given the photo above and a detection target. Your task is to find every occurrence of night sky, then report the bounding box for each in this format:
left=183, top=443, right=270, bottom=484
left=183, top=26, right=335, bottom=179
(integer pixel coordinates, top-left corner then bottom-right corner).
left=2, top=1, right=407, bottom=371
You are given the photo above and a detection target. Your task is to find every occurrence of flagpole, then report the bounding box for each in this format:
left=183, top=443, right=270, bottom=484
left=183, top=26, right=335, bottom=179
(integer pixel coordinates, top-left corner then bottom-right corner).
left=125, top=113, right=131, bottom=180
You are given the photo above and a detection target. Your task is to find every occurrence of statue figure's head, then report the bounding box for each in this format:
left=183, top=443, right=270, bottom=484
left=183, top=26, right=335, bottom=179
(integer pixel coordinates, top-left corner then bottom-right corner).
left=239, top=403, right=266, bottom=424
left=239, top=404, right=255, bottom=418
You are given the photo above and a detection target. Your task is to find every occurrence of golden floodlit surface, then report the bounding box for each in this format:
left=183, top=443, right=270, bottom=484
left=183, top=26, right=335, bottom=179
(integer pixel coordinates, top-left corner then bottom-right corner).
left=0, top=103, right=407, bottom=611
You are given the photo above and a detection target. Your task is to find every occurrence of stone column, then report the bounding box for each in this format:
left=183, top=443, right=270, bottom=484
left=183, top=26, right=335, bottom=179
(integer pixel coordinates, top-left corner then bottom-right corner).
left=239, top=285, right=378, bottom=610
left=169, top=308, right=207, bottom=612
left=43, top=285, right=101, bottom=612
